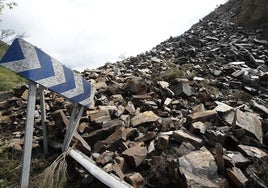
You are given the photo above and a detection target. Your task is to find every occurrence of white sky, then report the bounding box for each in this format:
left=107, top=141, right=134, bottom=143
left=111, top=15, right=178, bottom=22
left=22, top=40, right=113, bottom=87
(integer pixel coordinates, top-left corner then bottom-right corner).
left=1, top=0, right=227, bottom=71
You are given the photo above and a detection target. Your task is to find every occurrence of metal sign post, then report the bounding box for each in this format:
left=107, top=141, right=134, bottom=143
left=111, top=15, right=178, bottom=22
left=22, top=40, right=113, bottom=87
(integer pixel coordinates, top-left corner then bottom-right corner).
left=62, top=103, right=85, bottom=151
left=20, top=82, right=37, bottom=188
left=40, top=85, right=48, bottom=154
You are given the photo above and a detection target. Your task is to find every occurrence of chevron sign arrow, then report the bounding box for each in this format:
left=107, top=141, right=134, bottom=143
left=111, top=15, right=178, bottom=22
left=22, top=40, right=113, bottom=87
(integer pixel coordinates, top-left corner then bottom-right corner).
left=0, top=38, right=95, bottom=108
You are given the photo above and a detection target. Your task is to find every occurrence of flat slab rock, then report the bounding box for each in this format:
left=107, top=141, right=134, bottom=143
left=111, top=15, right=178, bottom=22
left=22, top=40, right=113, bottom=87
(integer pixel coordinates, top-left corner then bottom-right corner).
left=188, top=109, right=217, bottom=122
left=172, top=129, right=203, bottom=147
left=87, top=109, right=111, bottom=123
left=224, top=109, right=263, bottom=143
left=226, top=167, right=248, bottom=187
left=179, top=147, right=226, bottom=187
left=131, top=111, right=160, bottom=127
left=223, top=150, right=251, bottom=167
left=122, top=146, right=147, bottom=168
left=238, top=144, right=268, bottom=158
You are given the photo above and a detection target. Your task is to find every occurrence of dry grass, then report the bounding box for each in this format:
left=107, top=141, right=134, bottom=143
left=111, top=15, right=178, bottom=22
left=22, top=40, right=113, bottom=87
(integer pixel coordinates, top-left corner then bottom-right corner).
left=159, top=62, right=197, bottom=81
left=34, top=150, right=70, bottom=188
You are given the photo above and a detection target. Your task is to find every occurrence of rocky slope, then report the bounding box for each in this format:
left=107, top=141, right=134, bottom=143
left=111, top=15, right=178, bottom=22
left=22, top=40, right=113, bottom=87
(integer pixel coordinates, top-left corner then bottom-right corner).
left=1, top=0, right=268, bottom=187
left=232, top=0, right=268, bottom=40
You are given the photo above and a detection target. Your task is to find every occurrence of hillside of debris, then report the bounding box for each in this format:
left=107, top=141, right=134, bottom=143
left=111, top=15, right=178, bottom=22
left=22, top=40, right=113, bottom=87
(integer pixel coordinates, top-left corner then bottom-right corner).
left=232, top=0, right=268, bottom=40
left=1, top=0, right=268, bottom=187
left=204, top=0, right=268, bottom=40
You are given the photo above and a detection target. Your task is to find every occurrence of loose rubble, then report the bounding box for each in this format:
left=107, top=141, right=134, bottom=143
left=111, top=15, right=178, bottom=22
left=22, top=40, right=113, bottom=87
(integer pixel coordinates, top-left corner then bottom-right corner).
left=1, top=0, right=268, bottom=187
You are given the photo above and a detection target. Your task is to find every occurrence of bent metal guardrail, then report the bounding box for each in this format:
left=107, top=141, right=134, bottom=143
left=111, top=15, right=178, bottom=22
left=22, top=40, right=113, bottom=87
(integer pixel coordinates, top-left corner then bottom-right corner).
left=0, top=38, right=131, bottom=188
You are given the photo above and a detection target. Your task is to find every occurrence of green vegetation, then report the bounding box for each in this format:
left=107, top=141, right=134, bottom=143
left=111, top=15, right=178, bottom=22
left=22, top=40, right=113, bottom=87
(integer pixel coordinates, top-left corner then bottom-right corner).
left=159, top=61, right=197, bottom=81
left=0, top=66, right=27, bottom=91
left=0, top=41, right=26, bottom=92
left=0, top=147, right=21, bottom=187
left=0, top=146, right=54, bottom=187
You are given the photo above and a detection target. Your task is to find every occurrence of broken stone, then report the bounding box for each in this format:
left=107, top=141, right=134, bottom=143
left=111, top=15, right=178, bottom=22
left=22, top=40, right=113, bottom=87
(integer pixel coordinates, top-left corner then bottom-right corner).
left=231, top=69, right=246, bottom=78
left=54, top=96, right=65, bottom=103
left=93, top=127, right=133, bottom=153
left=157, top=81, right=169, bottom=89
left=259, top=72, right=268, bottom=87
left=124, top=77, right=148, bottom=95
left=226, top=167, right=248, bottom=187
left=98, top=105, right=117, bottom=111
left=112, top=162, right=125, bottom=180
left=125, top=101, right=136, bottom=115
left=251, top=100, right=268, bottom=116
left=224, top=150, right=251, bottom=168
left=111, top=94, right=123, bottom=102
left=135, top=131, right=156, bottom=142
left=95, top=80, right=107, bottom=90
left=78, top=122, right=89, bottom=134
left=126, top=172, right=145, bottom=188
left=215, top=143, right=225, bottom=175
left=131, top=111, right=160, bottom=127
left=189, top=121, right=207, bottom=134
left=192, top=103, right=205, bottom=113
left=82, top=122, right=120, bottom=144
left=235, top=110, right=263, bottom=143
left=0, top=100, right=9, bottom=109
left=13, top=85, right=28, bottom=98
left=169, top=81, right=192, bottom=97
left=115, top=105, right=125, bottom=117
left=103, top=163, right=113, bottom=173
left=143, top=100, right=158, bottom=110
left=151, top=57, right=162, bottom=63
left=206, top=36, right=220, bottom=41
left=215, top=101, right=233, bottom=113
left=114, top=156, right=126, bottom=172
left=74, top=131, right=92, bottom=154
left=238, top=144, right=268, bottom=158
left=177, top=142, right=196, bottom=157
left=87, top=109, right=111, bottom=123
left=188, top=109, right=217, bottom=122
left=179, top=147, right=217, bottom=175
left=0, top=114, right=14, bottom=124
left=122, top=146, right=147, bottom=168
left=156, top=135, right=169, bottom=150
left=205, top=129, right=228, bottom=146
left=164, top=98, right=172, bottom=106
left=148, top=140, right=155, bottom=154
left=96, top=151, right=114, bottom=165
left=120, top=115, right=131, bottom=127
left=172, top=129, right=203, bottom=147
left=224, top=109, right=263, bottom=143
left=7, top=138, right=24, bottom=151
left=132, top=94, right=152, bottom=100
left=253, top=38, right=268, bottom=46
left=198, top=88, right=212, bottom=103
left=178, top=147, right=224, bottom=187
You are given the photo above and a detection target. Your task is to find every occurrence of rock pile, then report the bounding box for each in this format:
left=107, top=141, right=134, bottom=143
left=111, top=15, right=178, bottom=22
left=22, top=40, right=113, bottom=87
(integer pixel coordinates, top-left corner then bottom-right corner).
left=1, top=0, right=268, bottom=187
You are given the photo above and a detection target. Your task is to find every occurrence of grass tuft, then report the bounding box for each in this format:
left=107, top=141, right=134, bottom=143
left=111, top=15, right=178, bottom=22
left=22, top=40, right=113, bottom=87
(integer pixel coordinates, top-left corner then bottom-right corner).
left=34, top=150, right=69, bottom=188
left=159, top=62, right=197, bottom=81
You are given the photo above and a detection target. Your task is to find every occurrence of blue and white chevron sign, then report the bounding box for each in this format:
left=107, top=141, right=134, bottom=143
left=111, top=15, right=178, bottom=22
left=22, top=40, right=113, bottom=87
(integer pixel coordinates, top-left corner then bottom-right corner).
left=0, top=38, right=95, bottom=108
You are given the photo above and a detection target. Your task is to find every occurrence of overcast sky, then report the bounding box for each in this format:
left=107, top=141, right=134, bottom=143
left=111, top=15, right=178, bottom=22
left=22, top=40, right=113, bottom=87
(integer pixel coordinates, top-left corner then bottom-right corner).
left=1, top=0, right=227, bottom=71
